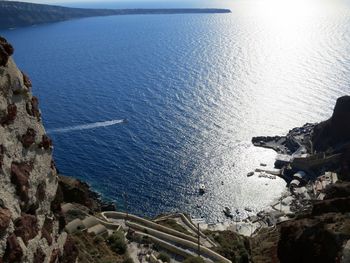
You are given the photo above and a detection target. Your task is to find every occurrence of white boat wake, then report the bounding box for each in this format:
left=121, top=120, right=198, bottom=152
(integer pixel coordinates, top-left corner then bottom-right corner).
left=47, top=119, right=125, bottom=134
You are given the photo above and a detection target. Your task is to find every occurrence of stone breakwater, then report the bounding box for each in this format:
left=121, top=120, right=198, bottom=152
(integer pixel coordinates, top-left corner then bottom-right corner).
left=0, top=36, right=77, bottom=263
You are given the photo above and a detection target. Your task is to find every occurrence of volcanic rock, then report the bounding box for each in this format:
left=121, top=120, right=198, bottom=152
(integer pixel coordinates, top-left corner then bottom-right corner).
left=10, top=162, right=33, bottom=203
left=312, top=96, right=350, bottom=152
left=33, top=248, right=46, bottom=263
left=60, top=235, right=79, bottom=263
left=0, top=207, right=11, bottom=232
left=41, top=217, right=53, bottom=245
left=38, top=135, right=52, bottom=150
left=49, top=248, right=60, bottom=263
left=0, top=37, right=13, bottom=67
left=20, top=128, right=36, bottom=148
left=3, top=234, right=23, bottom=263
left=21, top=71, right=32, bottom=89
left=14, top=213, right=38, bottom=245
left=1, top=103, right=17, bottom=126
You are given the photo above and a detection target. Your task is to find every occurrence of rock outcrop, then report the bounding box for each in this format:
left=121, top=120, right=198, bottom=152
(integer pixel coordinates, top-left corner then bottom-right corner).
left=312, top=96, right=350, bottom=152
left=57, top=175, right=116, bottom=212
left=251, top=96, right=350, bottom=263
left=0, top=37, right=71, bottom=262
left=277, top=213, right=347, bottom=263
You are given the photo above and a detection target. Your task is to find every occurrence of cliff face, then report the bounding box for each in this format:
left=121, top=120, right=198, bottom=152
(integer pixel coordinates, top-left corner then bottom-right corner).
left=312, top=96, right=350, bottom=152
left=0, top=37, right=71, bottom=262
left=250, top=96, right=350, bottom=263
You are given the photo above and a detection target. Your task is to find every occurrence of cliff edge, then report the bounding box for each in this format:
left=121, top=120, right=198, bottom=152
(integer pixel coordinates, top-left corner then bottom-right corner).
left=312, top=96, right=350, bottom=152
left=0, top=37, right=76, bottom=263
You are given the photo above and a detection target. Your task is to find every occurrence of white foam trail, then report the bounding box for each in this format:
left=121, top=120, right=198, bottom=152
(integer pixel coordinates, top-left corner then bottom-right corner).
left=48, top=119, right=125, bottom=134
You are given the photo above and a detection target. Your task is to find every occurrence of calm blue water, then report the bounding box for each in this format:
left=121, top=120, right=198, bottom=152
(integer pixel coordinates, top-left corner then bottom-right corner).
left=1, top=0, right=350, bottom=222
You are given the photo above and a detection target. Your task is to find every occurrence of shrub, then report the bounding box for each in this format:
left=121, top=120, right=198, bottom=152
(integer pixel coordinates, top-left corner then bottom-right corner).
left=123, top=258, right=134, bottom=263
left=158, top=252, right=170, bottom=262
left=94, top=236, right=105, bottom=244
left=107, top=231, right=127, bottom=254
left=183, top=256, right=205, bottom=263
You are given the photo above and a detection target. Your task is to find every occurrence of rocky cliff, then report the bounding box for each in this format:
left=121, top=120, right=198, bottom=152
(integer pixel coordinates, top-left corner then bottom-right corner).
left=250, top=96, right=350, bottom=263
left=312, top=96, right=350, bottom=152
left=0, top=37, right=75, bottom=263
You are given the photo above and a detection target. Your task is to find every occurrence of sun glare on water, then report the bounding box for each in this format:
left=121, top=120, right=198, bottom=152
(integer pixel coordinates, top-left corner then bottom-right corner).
left=236, top=0, right=347, bottom=23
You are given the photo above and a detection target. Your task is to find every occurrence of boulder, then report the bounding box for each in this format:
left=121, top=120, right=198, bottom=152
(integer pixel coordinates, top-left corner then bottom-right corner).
left=33, top=248, right=46, bottom=263
left=3, top=234, right=23, bottom=263
left=36, top=181, right=46, bottom=202
left=1, top=104, right=17, bottom=126
left=14, top=213, right=38, bottom=245
left=20, top=128, right=36, bottom=148
left=0, top=207, right=11, bottom=232
left=26, top=96, right=41, bottom=120
left=58, top=175, right=101, bottom=211
left=10, top=162, right=33, bottom=203
left=41, top=217, right=53, bottom=245
left=38, top=135, right=52, bottom=150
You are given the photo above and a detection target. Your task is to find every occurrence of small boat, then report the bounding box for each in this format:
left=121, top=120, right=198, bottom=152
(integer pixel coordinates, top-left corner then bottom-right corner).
left=199, top=184, right=205, bottom=194
left=223, top=207, right=233, bottom=218
left=244, top=207, right=252, bottom=212
left=247, top=172, right=254, bottom=177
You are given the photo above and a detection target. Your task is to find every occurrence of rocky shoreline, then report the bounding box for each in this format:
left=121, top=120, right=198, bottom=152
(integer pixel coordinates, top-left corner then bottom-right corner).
left=247, top=96, right=350, bottom=262
left=56, top=96, right=350, bottom=262
left=56, top=174, right=117, bottom=213
left=1, top=35, right=349, bottom=263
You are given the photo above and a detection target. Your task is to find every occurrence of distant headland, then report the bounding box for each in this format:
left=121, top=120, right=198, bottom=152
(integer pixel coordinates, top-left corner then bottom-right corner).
left=0, top=1, right=231, bottom=29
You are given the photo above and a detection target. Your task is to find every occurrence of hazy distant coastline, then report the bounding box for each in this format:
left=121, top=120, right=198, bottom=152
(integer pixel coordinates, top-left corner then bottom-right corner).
left=0, top=1, right=231, bottom=29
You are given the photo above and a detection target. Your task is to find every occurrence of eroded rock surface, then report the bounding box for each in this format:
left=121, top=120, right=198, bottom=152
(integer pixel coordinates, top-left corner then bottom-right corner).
left=0, top=208, right=11, bottom=232
left=0, top=36, right=67, bottom=262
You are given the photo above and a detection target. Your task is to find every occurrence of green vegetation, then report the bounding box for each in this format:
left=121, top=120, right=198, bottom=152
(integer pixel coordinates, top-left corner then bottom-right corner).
left=158, top=252, right=171, bottom=262
left=158, top=219, right=193, bottom=236
left=122, top=258, right=134, bottom=263
left=206, top=230, right=250, bottom=263
left=71, top=232, right=125, bottom=263
left=107, top=231, right=127, bottom=255
left=183, top=256, right=205, bottom=263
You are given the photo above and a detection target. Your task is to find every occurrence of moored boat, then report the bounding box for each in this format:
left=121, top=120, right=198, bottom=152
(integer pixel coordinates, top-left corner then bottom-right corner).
left=199, top=184, right=205, bottom=194
left=223, top=207, right=233, bottom=218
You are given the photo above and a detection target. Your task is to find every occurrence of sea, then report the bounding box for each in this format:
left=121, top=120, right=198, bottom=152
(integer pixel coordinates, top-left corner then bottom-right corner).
left=1, top=0, right=349, bottom=223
